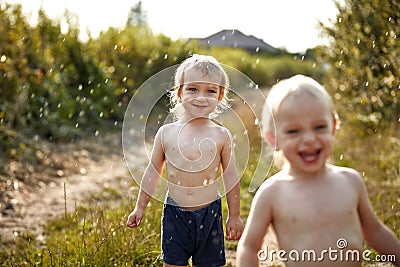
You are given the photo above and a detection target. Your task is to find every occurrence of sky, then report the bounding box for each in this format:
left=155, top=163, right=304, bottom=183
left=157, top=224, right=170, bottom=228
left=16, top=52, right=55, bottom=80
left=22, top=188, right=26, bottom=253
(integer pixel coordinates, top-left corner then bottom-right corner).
left=2, top=0, right=340, bottom=53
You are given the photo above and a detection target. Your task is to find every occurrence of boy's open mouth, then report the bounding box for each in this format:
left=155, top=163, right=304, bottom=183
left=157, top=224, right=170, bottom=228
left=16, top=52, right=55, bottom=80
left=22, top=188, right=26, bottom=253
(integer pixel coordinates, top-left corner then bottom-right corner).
left=298, top=149, right=321, bottom=162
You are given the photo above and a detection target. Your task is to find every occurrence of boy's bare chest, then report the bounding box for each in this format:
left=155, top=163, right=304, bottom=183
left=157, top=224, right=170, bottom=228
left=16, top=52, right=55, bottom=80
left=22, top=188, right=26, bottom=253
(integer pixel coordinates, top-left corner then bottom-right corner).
left=274, top=180, right=359, bottom=226
left=163, top=129, right=223, bottom=171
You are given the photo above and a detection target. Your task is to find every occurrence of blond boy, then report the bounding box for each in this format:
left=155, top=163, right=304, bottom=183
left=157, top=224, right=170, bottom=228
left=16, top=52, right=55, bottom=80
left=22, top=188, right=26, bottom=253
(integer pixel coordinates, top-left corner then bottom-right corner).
left=127, top=54, right=244, bottom=267
left=236, top=75, right=400, bottom=266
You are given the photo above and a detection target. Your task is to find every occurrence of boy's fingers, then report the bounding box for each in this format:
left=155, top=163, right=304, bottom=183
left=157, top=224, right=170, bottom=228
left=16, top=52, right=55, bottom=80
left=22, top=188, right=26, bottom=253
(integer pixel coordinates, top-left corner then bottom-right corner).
left=228, top=229, right=242, bottom=240
left=127, top=218, right=141, bottom=228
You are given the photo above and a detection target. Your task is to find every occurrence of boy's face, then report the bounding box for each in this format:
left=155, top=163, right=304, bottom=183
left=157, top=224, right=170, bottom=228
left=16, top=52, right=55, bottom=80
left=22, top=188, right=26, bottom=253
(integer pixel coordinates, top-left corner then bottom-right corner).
left=270, top=93, right=336, bottom=176
left=178, top=68, right=223, bottom=120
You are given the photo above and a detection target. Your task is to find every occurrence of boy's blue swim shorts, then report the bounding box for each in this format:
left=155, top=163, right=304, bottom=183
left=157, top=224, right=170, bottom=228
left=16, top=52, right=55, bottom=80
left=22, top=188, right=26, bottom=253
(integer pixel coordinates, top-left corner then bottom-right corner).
left=161, top=196, right=226, bottom=267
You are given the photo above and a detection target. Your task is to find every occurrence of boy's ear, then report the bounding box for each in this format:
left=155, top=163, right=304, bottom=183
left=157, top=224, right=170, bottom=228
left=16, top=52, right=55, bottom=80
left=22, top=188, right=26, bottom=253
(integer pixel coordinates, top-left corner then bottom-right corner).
left=333, top=119, right=338, bottom=135
left=177, top=87, right=183, bottom=102
left=218, top=87, right=225, bottom=101
left=265, top=131, right=280, bottom=151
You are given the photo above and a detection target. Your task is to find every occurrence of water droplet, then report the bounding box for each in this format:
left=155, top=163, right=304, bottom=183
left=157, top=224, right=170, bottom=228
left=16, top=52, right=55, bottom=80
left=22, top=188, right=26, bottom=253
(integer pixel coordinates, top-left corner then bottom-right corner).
left=188, top=220, right=192, bottom=224
left=0, top=55, right=6, bottom=62
left=340, top=154, right=343, bottom=160
left=80, top=168, right=87, bottom=174
left=199, top=225, right=204, bottom=230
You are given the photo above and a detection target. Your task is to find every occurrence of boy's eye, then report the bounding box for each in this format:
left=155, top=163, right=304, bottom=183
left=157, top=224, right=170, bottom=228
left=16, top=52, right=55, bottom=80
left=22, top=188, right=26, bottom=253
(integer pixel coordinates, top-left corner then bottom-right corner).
left=187, top=87, right=197, bottom=92
left=208, top=89, right=217, bottom=94
left=315, top=125, right=327, bottom=130
left=286, top=129, right=298, bottom=134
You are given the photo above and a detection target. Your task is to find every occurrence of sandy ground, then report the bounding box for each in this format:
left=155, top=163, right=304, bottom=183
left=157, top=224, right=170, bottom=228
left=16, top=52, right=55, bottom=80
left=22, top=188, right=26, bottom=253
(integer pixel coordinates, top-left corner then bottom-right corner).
left=0, top=134, right=137, bottom=243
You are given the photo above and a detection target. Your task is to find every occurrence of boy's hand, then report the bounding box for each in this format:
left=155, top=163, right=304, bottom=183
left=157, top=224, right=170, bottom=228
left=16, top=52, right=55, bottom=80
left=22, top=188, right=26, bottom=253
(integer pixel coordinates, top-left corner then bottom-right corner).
left=226, top=216, right=244, bottom=240
left=126, top=208, right=144, bottom=228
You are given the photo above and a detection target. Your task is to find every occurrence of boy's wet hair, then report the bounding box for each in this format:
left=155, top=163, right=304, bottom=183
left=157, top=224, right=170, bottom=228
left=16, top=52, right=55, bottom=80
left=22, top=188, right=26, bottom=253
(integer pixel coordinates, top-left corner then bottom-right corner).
left=261, top=74, right=340, bottom=138
left=169, top=54, right=230, bottom=119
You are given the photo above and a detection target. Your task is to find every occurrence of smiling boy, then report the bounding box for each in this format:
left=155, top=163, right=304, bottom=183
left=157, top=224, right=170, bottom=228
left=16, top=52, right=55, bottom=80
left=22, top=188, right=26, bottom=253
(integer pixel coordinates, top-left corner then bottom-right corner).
left=236, top=75, right=400, bottom=266
left=127, top=55, right=244, bottom=267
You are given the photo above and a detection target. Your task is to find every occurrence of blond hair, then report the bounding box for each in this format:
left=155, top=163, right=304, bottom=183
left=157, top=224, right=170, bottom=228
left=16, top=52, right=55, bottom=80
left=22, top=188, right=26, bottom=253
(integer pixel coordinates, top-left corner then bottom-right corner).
left=170, top=54, right=230, bottom=119
left=262, top=74, right=339, bottom=137
left=261, top=75, right=340, bottom=167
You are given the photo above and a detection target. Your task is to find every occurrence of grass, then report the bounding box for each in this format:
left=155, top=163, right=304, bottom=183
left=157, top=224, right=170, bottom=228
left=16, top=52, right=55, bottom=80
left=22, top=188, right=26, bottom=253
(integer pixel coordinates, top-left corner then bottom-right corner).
left=0, top=182, right=164, bottom=266
left=0, top=126, right=398, bottom=266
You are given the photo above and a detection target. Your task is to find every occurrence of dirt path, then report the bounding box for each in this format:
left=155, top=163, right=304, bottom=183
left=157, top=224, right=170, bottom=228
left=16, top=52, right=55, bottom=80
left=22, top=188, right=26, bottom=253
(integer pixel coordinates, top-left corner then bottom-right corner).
left=0, top=153, right=127, bottom=240
left=0, top=133, right=147, bottom=243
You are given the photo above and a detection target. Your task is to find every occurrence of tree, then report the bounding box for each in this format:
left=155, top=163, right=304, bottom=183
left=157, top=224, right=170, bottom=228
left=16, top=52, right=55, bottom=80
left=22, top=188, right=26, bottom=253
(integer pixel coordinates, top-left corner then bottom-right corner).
left=126, top=1, right=147, bottom=27
left=317, top=0, right=400, bottom=131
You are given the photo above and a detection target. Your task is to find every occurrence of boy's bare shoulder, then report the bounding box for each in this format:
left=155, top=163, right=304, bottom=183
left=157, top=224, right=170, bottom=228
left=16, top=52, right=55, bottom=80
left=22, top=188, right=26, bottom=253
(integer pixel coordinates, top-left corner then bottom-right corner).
left=328, top=164, right=365, bottom=188
left=256, top=171, right=291, bottom=196
left=157, top=122, right=180, bottom=134
left=206, top=123, right=232, bottom=142
left=328, top=164, right=362, bottom=179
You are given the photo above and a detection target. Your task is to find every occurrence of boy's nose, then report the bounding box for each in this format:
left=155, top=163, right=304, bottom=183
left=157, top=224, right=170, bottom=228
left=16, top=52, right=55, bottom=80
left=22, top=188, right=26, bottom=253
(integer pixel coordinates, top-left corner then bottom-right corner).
left=302, top=131, right=316, bottom=143
left=196, top=92, right=207, bottom=100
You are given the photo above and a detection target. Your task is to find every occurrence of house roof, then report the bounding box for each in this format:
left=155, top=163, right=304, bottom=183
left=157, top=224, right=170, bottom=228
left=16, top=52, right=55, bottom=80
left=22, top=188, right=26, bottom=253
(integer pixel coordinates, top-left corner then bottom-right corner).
left=192, top=29, right=277, bottom=53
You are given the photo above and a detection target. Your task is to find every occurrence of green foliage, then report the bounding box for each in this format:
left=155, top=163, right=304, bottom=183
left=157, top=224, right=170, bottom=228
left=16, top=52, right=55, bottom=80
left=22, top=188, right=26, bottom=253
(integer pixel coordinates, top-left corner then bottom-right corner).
left=317, top=0, right=400, bottom=131
left=0, top=4, right=110, bottom=141
left=317, top=0, right=400, bottom=248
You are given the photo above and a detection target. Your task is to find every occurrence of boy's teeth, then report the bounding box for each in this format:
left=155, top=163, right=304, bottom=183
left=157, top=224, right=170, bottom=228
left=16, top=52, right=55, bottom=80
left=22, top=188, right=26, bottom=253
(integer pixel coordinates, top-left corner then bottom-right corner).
left=300, top=151, right=319, bottom=161
left=304, top=154, right=317, bottom=161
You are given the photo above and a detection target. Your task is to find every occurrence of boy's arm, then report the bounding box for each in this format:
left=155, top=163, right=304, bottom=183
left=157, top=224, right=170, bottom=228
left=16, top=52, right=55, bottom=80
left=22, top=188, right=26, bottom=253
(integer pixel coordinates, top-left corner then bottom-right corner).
left=237, top=181, right=274, bottom=266
left=221, top=129, right=243, bottom=240
left=356, top=174, right=400, bottom=265
left=127, top=127, right=165, bottom=228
